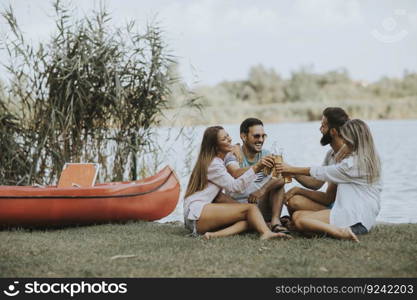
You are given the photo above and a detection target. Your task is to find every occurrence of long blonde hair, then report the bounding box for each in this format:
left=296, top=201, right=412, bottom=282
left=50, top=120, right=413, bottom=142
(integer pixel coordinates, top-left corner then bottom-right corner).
left=185, top=126, right=223, bottom=198
left=340, top=119, right=381, bottom=183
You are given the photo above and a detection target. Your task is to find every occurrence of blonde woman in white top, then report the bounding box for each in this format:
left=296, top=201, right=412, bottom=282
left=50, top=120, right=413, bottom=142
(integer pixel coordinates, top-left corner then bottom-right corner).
left=184, top=126, right=289, bottom=240
left=276, top=119, right=382, bottom=242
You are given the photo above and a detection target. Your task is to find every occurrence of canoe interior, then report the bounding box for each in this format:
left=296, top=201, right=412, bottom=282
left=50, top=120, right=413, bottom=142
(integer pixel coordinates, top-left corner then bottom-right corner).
left=0, top=166, right=181, bottom=227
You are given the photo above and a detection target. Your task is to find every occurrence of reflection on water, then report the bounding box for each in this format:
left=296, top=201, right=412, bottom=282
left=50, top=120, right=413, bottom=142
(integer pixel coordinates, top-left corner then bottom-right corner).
left=156, top=119, right=417, bottom=224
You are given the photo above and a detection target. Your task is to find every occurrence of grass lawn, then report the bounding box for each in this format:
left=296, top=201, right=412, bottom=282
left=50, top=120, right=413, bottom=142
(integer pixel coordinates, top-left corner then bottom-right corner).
left=1, top=222, right=416, bottom=277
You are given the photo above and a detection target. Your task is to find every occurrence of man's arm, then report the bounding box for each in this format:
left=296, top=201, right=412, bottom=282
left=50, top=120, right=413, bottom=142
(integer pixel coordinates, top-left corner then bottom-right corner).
left=294, top=175, right=325, bottom=190
left=294, top=188, right=329, bottom=206
left=248, top=177, right=284, bottom=203
left=292, top=149, right=334, bottom=190
left=325, top=182, right=337, bottom=204
left=285, top=182, right=337, bottom=206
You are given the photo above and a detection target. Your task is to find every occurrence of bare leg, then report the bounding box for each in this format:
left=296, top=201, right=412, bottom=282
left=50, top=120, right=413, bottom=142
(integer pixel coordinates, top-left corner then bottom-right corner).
left=257, top=186, right=286, bottom=231
left=292, top=210, right=359, bottom=242
left=287, top=195, right=328, bottom=215
left=197, top=203, right=289, bottom=240
left=269, top=187, right=285, bottom=227
left=204, top=220, right=249, bottom=240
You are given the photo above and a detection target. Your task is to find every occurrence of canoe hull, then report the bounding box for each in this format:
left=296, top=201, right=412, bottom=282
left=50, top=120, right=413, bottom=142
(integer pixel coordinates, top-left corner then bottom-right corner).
left=0, top=166, right=180, bottom=227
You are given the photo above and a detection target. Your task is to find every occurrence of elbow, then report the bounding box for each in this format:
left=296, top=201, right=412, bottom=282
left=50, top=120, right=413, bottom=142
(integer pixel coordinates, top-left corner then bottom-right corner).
left=310, top=180, right=324, bottom=191
left=310, top=184, right=322, bottom=191
left=230, top=171, right=240, bottom=179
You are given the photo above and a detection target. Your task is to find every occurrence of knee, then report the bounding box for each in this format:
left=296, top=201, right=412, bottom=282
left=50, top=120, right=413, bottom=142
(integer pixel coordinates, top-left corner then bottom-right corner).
left=235, top=203, right=257, bottom=219
left=292, top=210, right=302, bottom=222
left=244, top=203, right=259, bottom=215
left=270, top=177, right=285, bottom=188
left=292, top=211, right=304, bottom=229
left=246, top=203, right=258, bottom=211
left=287, top=195, right=304, bottom=211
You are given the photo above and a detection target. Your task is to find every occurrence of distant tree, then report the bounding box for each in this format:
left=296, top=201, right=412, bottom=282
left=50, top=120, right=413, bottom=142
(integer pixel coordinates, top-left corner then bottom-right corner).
left=284, top=66, right=321, bottom=102
left=317, top=68, right=351, bottom=86
left=248, top=65, right=285, bottom=104
left=179, top=63, right=416, bottom=114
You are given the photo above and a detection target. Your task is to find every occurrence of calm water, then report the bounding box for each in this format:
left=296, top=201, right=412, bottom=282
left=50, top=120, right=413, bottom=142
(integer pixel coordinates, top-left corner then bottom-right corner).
left=156, top=119, right=417, bottom=224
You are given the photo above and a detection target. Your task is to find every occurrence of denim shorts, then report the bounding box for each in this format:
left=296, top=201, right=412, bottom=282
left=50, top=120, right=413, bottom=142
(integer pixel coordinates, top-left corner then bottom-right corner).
left=350, top=222, right=368, bottom=235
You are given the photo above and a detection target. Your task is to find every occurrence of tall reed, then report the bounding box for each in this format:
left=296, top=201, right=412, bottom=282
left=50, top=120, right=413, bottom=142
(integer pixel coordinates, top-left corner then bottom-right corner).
left=0, top=1, right=177, bottom=185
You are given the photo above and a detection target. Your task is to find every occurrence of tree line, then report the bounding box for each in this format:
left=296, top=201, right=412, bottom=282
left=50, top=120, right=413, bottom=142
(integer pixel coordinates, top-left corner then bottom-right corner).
left=187, top=65, right=417, bottom=107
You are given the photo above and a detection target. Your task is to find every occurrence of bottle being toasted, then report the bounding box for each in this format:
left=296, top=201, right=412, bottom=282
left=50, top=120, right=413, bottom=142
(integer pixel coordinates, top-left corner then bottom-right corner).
left=277, top=148, right=292, bottom=184
left=272, top=151, right=283, bottom=179
left=264, top=143, right=292, bottom=183
left=264, top=141, right=277, bottom=177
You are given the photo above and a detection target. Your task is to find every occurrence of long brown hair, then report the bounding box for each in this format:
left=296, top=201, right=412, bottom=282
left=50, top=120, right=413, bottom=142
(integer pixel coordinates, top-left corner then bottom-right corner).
left=185, top=126, right=223, bottom=198
left=340, top=119, right=381, bottom=184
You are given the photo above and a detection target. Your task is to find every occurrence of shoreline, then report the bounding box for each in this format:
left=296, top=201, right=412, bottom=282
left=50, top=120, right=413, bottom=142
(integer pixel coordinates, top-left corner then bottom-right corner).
left=160, top=97, right=417, bottom=126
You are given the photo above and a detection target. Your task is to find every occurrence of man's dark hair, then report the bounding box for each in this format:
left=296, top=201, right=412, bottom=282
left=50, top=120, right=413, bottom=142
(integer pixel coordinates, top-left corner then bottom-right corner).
left=240, top=118, right=264, bottom=134
left=323, top=107, right=349, bottom=132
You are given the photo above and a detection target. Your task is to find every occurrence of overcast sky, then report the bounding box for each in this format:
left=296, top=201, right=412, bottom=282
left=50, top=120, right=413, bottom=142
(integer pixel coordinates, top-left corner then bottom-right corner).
left=1, top=0, right=417, bottom=86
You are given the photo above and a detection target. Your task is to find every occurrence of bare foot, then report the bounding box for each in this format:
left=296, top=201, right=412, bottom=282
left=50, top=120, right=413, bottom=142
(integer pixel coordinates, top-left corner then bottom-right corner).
left=260, top=232, right=292, bottom=240
left=203, top=232, right=213, bottom=240
left=339, top=227, right=359, bottom=242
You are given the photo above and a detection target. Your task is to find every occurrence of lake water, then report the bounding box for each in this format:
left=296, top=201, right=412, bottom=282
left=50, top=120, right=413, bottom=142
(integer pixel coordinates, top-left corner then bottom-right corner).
left=155, top=119, right=417, bottom=224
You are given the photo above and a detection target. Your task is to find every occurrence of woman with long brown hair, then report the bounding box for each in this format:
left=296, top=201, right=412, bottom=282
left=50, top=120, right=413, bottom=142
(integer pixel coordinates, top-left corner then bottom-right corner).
left=276, top=119, right=382, bottom=242
left=184, top=126, right=289, bottom=240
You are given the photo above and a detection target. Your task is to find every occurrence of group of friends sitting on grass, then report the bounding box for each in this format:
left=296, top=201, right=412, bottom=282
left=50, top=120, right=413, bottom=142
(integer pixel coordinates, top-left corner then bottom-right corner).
left=183, top=107, right=382, bottom=242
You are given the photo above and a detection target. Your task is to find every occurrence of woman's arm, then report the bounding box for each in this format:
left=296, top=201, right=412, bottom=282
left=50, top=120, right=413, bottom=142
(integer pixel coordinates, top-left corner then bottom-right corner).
left=282, top=165, right=311, bottom=176
left=226, top=154, right=274, bottom=179
left=226, top=163, right=250, bottom=179
left=208, top=159, right=263, bottom=194
left=277, top=158, right=357, bottom=184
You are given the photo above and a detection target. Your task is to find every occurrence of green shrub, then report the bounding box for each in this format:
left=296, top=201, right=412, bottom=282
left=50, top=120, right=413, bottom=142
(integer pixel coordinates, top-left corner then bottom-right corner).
left=0, top=1, right=174, bottom=184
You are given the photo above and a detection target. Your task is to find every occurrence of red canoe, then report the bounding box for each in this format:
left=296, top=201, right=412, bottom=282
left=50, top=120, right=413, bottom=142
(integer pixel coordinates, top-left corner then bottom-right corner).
left=0, top=166, right=180, bottom=227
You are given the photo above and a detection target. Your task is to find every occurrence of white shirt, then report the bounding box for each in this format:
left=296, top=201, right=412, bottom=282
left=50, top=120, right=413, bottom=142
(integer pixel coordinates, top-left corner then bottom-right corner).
left=310, top=156, right=382, bottom=230
left=184, top=157, right=256, bottom=221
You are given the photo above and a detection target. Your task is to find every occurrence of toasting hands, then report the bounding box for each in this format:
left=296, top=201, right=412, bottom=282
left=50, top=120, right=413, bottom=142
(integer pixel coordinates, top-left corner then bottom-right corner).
left=274, top=161, right=292, bottom=174
left=253, top=155, right=275, bottom=173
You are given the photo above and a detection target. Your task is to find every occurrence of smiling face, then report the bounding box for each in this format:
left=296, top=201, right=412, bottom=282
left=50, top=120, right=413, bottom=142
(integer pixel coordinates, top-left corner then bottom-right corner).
left=216, top=129, right=233, bottom=154
left=242, top=125, right=266, bottom=153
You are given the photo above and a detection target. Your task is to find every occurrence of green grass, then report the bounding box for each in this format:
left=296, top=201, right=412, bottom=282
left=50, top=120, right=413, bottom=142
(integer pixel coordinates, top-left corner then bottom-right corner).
left=1, top=222, right=416, bottom=277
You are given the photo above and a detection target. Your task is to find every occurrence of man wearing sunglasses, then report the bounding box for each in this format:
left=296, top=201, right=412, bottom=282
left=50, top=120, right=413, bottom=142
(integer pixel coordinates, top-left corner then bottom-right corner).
left=218, top=118, right=289, bottom=234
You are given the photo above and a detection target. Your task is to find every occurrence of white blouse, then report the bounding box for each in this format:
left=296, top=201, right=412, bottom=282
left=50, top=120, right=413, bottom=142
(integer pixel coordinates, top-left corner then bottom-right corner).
left=184, top=157, right=256, bottom=221
left=310, top=156, right=382, bottom=231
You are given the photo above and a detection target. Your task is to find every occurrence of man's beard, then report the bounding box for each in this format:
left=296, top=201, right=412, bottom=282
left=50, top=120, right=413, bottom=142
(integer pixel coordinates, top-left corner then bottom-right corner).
left=245, top=142, right=262, bottom=154
left=320, top=130, right=332, bottom=146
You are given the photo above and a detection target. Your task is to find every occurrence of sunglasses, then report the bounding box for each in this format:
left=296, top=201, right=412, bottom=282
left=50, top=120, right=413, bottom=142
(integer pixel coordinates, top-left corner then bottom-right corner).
left=251, top=134, right=267, bottom=139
